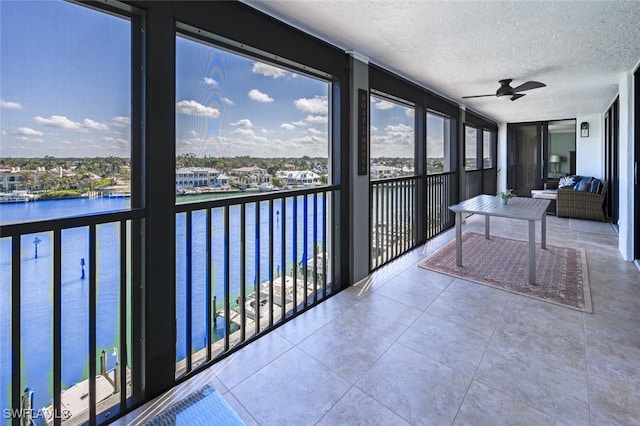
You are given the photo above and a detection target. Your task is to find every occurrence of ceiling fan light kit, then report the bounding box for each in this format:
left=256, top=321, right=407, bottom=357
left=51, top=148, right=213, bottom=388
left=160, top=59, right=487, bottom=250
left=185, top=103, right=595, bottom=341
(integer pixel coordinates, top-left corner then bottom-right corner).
left=463, top=78, right=546, bottom=102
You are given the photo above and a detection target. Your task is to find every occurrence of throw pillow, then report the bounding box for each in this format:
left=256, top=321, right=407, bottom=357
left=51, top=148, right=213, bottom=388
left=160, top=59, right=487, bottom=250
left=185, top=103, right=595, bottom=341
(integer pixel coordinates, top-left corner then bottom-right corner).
left=558, top=176, right=576, bottom=188
left=574, top=179, right=590, bottom=191
left=589, top=178, right=601, bottom=193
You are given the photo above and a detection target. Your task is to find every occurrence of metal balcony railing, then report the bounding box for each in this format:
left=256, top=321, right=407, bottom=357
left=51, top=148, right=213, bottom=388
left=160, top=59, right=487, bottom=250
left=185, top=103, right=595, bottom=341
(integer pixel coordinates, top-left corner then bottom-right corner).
left=370, top=172, right=457, bottom=271
left=426, top=172, right=457, bottom=240
left=370, top=176, right=418, bottom=270
left=0, top=209, right=145, bottom=426
left=0, top=185, right=339, bottom=424
left=174, top=186, right=336, bottom=378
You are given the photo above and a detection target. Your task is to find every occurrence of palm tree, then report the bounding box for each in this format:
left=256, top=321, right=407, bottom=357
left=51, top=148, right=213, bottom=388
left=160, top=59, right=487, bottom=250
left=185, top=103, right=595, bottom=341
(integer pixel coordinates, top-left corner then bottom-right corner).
left=18, top=171, right=37, bottom=191
left=39, top=172, right=56, bottom=193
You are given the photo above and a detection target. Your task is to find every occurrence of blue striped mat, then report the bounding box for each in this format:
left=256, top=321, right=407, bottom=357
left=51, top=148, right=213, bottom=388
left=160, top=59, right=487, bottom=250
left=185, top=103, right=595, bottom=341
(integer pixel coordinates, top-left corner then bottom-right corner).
left=141, top=385, right=245, bottom=425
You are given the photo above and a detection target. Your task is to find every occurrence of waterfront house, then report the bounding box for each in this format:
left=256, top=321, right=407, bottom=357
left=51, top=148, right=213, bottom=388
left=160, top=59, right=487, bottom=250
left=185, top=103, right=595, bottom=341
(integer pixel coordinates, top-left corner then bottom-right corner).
left=175, top=167, right=224, bottom=190
left=370, top=164, right=399, bottom=180
left=228, top=166, right=272, bottom=188
left=0, top=168, right=21, bottom=191
left=276, top=169, right=322, bottom=186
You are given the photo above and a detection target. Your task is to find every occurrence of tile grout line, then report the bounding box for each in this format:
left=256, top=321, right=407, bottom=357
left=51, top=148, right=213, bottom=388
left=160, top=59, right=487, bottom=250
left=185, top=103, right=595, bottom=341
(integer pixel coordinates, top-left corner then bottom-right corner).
left=448, top=290, right=513, bottom=425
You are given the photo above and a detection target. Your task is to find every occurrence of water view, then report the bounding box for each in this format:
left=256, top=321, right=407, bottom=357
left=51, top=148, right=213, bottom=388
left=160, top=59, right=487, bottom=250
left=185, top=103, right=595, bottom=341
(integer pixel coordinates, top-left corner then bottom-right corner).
left=0, top=194, right=326, bottom=423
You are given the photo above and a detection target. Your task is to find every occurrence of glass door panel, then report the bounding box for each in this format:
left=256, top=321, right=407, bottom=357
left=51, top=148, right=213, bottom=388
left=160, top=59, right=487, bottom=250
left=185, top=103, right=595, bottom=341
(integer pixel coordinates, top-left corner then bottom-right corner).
left=513, top=125, right=538, bottom=196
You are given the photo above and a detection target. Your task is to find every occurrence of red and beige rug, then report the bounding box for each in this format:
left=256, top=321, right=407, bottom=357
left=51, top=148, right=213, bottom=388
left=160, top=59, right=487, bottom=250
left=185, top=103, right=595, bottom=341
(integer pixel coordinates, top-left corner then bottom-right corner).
left=418, top=232, right=592, bottom=312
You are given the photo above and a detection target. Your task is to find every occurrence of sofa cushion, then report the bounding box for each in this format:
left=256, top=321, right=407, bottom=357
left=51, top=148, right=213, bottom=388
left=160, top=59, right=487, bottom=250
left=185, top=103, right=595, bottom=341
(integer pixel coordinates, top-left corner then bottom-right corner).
left=574, top=179, right=591, bottom=191
left=589, top=178, right=601, bottom=193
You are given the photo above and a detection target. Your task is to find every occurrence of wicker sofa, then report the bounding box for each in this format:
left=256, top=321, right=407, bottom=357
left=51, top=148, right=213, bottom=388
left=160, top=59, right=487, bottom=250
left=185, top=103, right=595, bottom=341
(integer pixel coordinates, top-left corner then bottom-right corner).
left=556, top=180, right=608, bottom=222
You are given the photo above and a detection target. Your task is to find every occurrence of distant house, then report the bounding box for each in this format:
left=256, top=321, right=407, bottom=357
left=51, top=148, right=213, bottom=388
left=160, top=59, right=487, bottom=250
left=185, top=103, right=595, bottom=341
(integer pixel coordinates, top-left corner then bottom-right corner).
left=228, top=166, right=272, bottom=187
left=276, top=170, right=321, bottom=186
left=175, top=167, right=225, bottom=190
left=216, top=174, right=230, bottom=187
left=1, top=167, right=65, bottom=191
left=312, top=163, right=328, bottom=175
left=0, top=168, right=22, bottom=191
left=370, top=164, right=399, bottom=179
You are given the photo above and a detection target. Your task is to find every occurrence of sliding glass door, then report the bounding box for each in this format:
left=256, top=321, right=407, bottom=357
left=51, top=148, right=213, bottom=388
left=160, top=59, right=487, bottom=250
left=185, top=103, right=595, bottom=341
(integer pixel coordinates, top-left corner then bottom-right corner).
left=507, top=123, right=541, bottom=196
left=507, top=120, right=576, bottom=196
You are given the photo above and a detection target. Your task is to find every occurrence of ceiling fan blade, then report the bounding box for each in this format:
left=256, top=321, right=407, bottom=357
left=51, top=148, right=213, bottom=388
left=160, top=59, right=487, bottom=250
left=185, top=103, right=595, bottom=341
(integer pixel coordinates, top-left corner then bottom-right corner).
left=510, top=94, right=526, bottom=101
left=461, top=94, right=495, bottom=99
left=512, top=81, right=546, bottom=92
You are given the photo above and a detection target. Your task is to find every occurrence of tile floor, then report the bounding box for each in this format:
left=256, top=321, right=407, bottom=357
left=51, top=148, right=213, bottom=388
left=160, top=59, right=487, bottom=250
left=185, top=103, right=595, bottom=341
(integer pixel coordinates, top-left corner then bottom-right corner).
left=116, top=214, right=640, bottom=425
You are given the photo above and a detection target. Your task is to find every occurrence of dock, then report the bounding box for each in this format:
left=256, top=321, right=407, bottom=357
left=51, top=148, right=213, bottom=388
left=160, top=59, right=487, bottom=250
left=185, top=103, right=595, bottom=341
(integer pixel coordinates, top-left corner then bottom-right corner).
left=175, top=271, right=328, bottom=377
left=42, top=366, right=132, bottom=425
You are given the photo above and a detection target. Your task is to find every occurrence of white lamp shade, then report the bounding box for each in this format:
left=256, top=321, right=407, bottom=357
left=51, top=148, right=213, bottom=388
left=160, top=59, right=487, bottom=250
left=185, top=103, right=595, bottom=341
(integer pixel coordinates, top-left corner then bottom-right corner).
left=549, top=155, right=561, bottom=163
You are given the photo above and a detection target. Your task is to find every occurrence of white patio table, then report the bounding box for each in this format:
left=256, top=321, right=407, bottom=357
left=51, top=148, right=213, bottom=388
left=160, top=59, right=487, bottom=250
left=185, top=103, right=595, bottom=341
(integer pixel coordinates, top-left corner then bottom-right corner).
left=448, top=194, right=551, bottom=284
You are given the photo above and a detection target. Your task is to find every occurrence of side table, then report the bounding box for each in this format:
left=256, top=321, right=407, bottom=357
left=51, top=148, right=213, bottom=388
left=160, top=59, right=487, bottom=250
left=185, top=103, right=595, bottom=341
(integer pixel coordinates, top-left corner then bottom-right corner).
left=531, top=189, right=557, bottom=215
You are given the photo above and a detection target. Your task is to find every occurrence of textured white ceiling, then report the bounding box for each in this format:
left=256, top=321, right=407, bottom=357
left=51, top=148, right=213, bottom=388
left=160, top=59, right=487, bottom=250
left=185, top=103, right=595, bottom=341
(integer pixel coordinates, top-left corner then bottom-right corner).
left=242, top=0, right=640, bottom=124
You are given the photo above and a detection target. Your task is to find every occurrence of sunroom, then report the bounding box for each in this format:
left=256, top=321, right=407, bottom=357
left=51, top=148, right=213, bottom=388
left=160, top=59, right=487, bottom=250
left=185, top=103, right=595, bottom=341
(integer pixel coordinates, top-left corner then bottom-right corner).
left=1, top=1, right=639, bottom=425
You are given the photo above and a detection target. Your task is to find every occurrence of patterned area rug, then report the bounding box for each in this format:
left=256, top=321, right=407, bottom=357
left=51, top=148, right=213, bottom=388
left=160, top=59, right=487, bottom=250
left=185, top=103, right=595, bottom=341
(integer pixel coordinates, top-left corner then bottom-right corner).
left=419, top=232, right=592, bottom=312
left=140, top=385, right=245, bottom=425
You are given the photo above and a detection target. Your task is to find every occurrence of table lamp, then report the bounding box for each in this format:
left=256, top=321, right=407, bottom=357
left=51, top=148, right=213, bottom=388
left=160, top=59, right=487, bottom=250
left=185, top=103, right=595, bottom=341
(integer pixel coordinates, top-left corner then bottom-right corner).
left=549, top=155, right=561, bottom=173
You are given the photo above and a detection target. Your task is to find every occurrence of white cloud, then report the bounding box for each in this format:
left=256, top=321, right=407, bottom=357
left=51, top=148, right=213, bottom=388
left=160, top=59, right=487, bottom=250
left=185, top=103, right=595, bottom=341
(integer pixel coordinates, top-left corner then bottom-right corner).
left=33, top=115, right=109, bottom=131
left=232, top=128, right=258, bottom=137
left=261, top=129, right=269, bottom=134
left=383, top=124, right=414, bottom=141
left=286, top=135, right=329, bottom=153
left=103, top=136, right=129, bottom=145
left=203, top=77, right=219, bottom=86
left=426, top=135, right=445, bottom=157
left=231, top=119, right=253, bottom=128
left=16, top=127, right=44, bottom=136
left=189, top=130, right=198, bottom=137
left=292, top=120, right=307, bottom=126
left=404, top=107, right=414, bottom=118
left=294, top=96, right=328, bottom=114
left=17, top=136, right=44, bottom=143
left=370, top=123, right=415, bottom=157
left=307, top=128, right=323, bottom=135
left=280, top=123, right=296, bottom=130
left=113, top=116, right=130, bottom=127
left=34, top=115, right=82, bottom=130
left=221, top=97, right=234, bottom=105
left=176, top=130, right=327, bottom=158
left=176, top=100, right=220, bottom=118
left=83, top=118, right=109, bottom=131
left=372, top=99, right=395, bottom=110
left=1, top=99, right=23, bottom=109
left=371, top=125, right=378, bottom=132
left=252, top=62, right=286, bottom=79
left=248, top=89, right=273, bottom=103
left=305, top=115, right=328, bottom=124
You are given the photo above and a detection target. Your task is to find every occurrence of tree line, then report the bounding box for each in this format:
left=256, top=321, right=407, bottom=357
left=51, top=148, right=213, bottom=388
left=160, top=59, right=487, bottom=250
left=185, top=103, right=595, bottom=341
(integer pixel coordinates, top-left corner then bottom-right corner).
left=175, top=154, right=328, bottom=175
left=2, top=155, right=328, bottom=176
left=1, top=156, right=129, bottom=178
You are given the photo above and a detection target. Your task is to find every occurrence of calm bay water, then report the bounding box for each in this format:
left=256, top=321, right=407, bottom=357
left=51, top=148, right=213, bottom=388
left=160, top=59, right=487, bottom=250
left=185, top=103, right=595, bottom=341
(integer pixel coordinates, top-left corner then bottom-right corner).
left=0, top=195, right=325, bottom=421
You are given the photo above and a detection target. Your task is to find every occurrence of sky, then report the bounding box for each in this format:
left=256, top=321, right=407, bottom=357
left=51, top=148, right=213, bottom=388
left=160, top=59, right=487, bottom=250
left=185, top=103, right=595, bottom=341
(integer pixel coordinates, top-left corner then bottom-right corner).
left=0, top=0, right=131, bottom=158
left=175, top=35, right=330, bottom=158
left=0, top=0, right=445, bottom=160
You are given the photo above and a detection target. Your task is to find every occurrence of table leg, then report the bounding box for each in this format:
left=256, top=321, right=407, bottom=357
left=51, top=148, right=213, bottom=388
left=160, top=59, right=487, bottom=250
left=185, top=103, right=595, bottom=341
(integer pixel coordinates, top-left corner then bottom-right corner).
left=485, top=215, right=490, bottom=239
left=455, top=212, right=462, bottom=267
left=541, top=212, right=547, bottom=249
left=528, top=220, right=536, bottom=284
